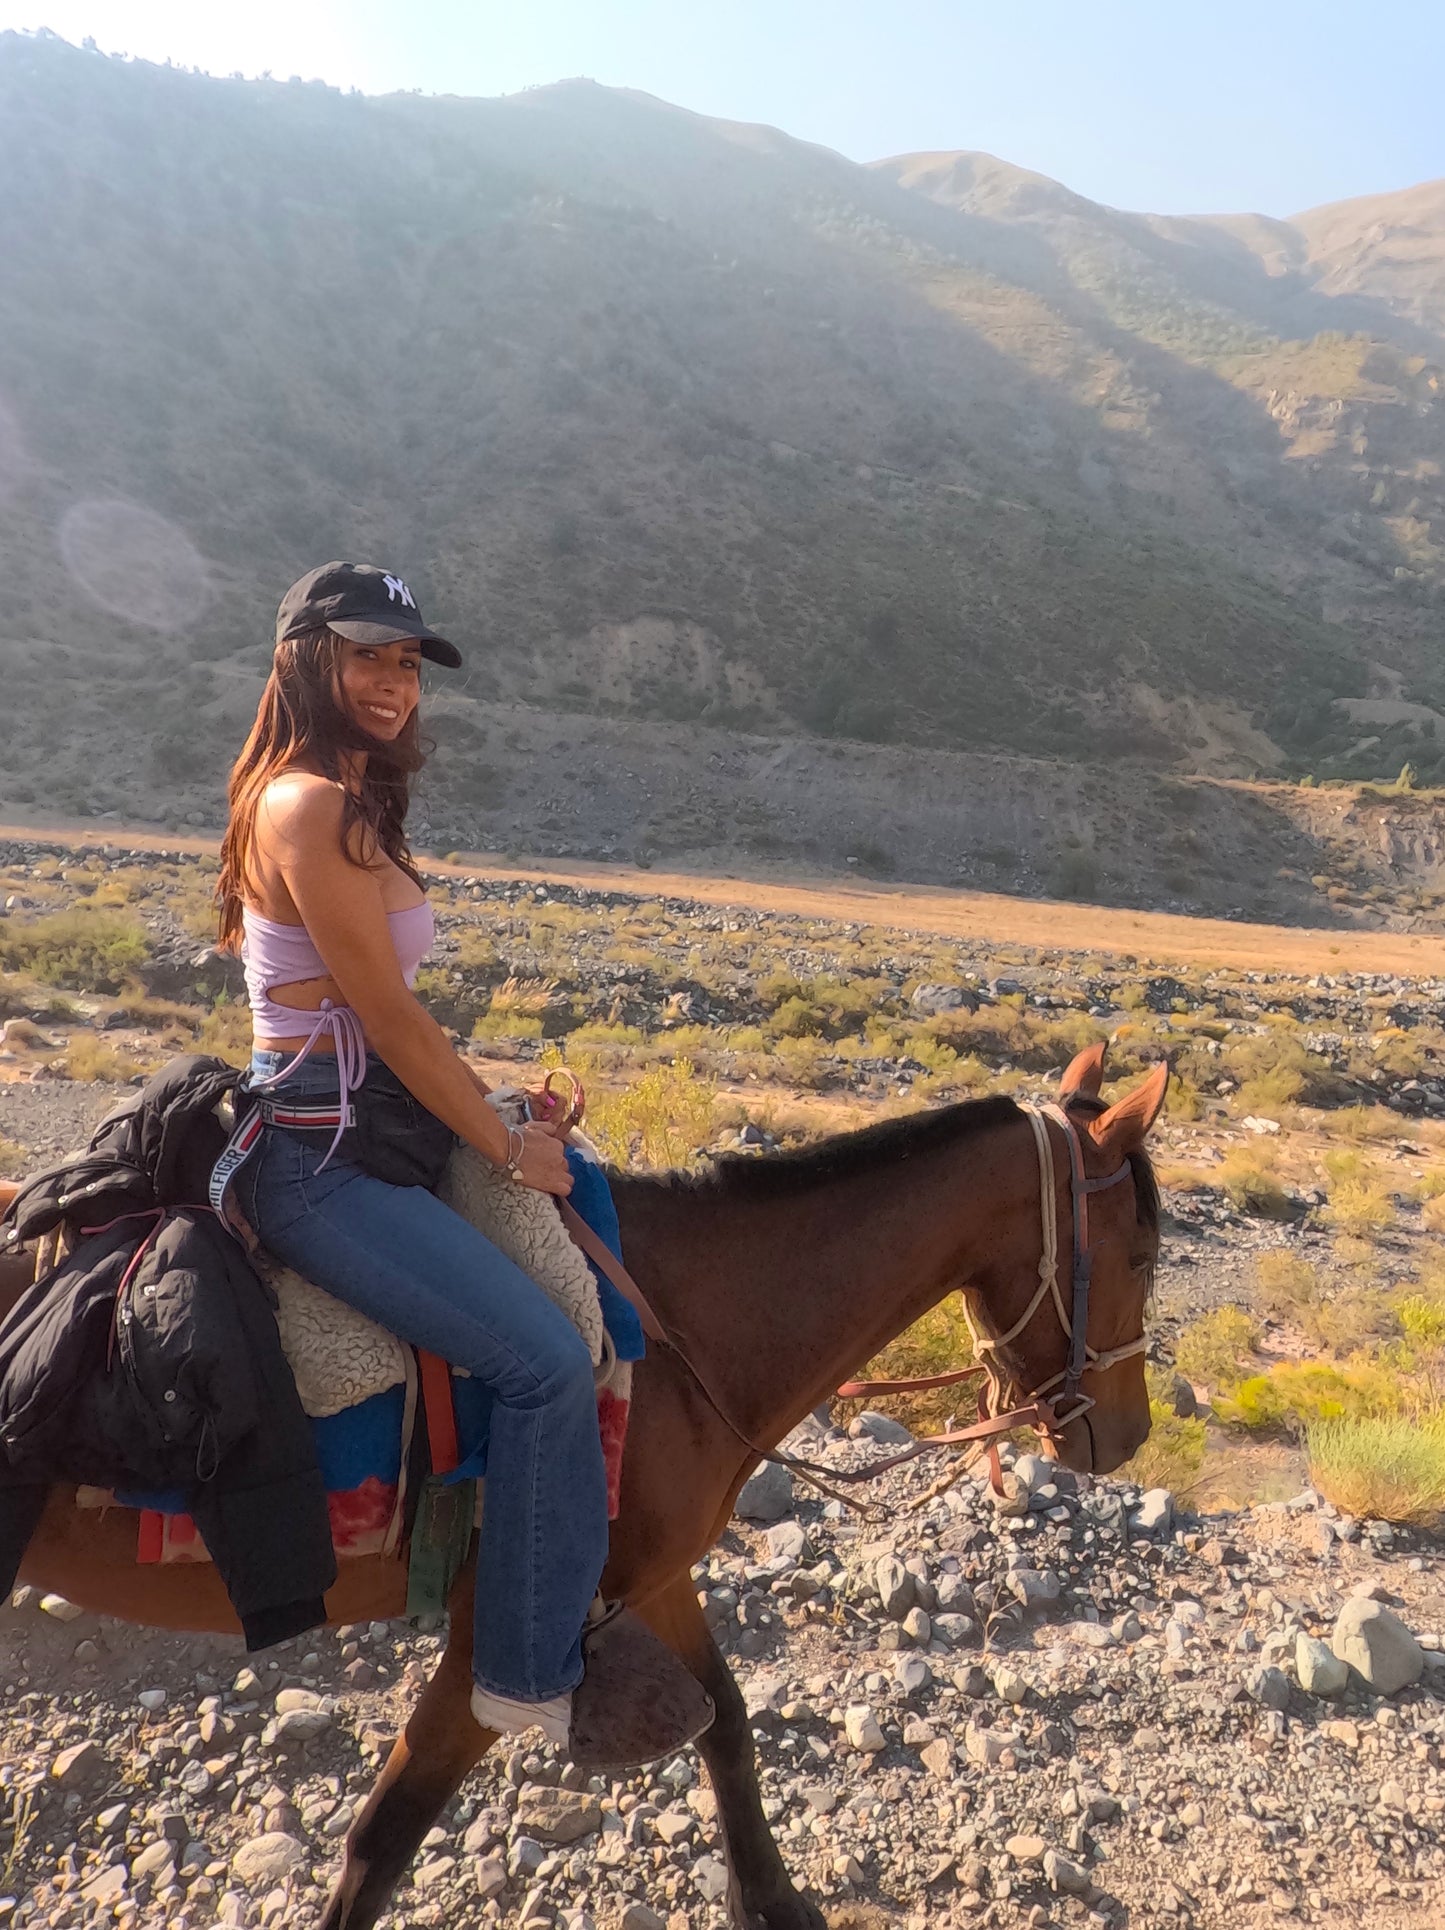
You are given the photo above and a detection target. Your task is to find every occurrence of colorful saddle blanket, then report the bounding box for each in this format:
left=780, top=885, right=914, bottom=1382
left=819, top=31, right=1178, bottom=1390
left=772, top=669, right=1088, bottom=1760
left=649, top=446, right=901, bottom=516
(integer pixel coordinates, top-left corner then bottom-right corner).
left=101, top=1146, right=640, bottom=1566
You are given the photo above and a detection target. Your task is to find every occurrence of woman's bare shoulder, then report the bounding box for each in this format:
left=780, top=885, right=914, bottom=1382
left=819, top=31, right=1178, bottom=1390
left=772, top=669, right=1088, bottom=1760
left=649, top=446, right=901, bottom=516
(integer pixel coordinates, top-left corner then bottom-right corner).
left=258, top=772, right=346, bottom=839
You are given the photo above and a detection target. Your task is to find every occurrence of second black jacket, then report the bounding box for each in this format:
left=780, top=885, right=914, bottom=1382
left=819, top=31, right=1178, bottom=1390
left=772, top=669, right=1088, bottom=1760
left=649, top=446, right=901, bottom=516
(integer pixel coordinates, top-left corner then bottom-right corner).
left=0, top=1059, right=336, bottom=1648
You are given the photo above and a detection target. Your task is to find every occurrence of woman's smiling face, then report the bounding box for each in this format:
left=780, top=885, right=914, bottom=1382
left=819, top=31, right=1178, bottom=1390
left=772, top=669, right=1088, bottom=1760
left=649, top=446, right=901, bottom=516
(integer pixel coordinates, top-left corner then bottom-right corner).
left=335, top=637, right=422, bottom=741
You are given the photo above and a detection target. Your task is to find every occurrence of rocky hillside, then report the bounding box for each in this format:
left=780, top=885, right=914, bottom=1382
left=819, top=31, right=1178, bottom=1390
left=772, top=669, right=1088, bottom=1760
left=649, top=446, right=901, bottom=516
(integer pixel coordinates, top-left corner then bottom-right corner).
left=1, top=30, right=1444, bottom=841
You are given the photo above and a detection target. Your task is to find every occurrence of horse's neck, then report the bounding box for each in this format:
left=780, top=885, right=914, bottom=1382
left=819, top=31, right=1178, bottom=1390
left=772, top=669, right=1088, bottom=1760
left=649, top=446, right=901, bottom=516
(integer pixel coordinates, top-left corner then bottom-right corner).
left=614, top=1117, right=1038, bottom=1443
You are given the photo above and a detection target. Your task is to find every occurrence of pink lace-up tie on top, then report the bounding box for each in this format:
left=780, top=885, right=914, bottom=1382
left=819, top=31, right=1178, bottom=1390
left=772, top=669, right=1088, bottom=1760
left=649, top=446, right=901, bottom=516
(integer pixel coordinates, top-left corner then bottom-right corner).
left=240, top=902, right=434, bottom=1167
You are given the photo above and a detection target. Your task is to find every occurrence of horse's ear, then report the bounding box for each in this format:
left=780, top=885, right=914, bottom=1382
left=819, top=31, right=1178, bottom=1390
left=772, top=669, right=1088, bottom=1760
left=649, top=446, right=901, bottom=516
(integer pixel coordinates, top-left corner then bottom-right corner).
left=1060, top=1040, right=1107, bottom=1101
left=1085, top=1060, right=1170, bottom=1159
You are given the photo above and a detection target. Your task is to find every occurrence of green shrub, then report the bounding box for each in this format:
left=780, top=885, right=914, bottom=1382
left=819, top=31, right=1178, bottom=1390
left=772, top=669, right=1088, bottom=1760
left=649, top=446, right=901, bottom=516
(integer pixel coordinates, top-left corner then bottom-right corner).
left=1397, top=1291, right=1445, bottom=1349
left=1174, top=1307, right=1260, bottom=1391
left=1164, top=1076, right=1204, bottom=1122
left=768, top=994, right=825, bottom=1039
left=582, top=1057, right=716, bottom=1170
left=470, top=1012, right=544, bottom=1041
left=0, top=908, right=150, bottom=993
left=1121, top=1400, right=1207, bottom=1494
left=1308, top=1414, right=1445, bottom=1526
left=1218, top=1359, right=1400, bottom=1433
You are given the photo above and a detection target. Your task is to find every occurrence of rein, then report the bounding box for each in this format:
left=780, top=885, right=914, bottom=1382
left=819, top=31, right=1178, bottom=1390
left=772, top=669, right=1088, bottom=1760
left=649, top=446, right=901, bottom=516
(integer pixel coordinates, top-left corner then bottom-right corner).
left=552, top=1091, right=1145, bottom=1508
left=824, top=1103, right=1142, bottom=1487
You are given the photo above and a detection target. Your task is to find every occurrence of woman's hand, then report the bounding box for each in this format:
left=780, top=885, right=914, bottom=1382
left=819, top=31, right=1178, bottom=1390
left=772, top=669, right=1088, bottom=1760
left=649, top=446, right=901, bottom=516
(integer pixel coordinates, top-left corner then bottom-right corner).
left=513, top=1121, right=574, bottom=1197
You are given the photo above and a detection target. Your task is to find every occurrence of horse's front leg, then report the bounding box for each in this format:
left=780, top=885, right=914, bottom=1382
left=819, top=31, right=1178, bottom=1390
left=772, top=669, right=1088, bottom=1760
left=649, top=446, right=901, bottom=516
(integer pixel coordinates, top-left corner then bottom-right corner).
left=320, top=1570, right=496, bottom=1930
left=640, top=1574, right=825, bottom=1930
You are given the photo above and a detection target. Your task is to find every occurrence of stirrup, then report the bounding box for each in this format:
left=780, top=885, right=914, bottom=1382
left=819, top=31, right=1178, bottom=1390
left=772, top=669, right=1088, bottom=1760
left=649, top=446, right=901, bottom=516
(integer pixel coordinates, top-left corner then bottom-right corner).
left=567, top=1603, right=715, bottom=1772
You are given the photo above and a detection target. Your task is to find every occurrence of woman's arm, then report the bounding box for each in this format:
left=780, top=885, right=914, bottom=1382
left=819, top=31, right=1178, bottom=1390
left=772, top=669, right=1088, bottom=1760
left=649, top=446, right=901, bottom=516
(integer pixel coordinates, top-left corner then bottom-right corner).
left=259, top=781, right=570, bottom=1195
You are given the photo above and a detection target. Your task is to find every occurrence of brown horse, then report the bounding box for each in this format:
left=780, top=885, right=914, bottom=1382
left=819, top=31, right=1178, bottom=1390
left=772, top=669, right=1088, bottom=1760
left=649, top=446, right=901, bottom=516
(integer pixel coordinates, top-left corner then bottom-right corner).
left=0, top=1043, right=1166, bottom=1930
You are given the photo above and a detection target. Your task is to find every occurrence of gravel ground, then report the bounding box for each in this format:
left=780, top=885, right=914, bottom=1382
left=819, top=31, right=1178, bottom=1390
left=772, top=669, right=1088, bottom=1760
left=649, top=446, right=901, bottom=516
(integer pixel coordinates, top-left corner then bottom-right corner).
left=1, top=1435, right=1442, bottom=1930
left=0, top=1082, right=118, bottom=1173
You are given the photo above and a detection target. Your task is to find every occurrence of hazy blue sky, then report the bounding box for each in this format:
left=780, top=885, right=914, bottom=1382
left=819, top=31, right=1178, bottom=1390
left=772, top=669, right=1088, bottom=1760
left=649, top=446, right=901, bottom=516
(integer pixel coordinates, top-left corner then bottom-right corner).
left=6, top=2, right=1444, bottom=217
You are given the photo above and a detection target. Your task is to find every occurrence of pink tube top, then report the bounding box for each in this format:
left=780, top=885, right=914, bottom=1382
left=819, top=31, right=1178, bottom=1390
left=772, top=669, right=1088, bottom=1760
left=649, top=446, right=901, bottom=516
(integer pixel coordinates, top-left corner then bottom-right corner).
left=240, top=901, right=435, bottom=1170
left=241, top=902, right=434, bottom=1037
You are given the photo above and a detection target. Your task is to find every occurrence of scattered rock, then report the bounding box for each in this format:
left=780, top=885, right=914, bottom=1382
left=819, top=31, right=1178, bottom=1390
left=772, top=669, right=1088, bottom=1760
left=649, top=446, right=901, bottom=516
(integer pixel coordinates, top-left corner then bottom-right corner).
left=1244, top=1664, right=1290, bottom=1710
left=472, top=1853, right=507, bottom=1900
left=848, top=1410, right=913, bottom=1445
left=231, top=1833, right=308, bottom=1890
left=50, top=1741, right=105, bottom=1786
left=734, top=1462, right=794, bottom=1523
left=844, top=1705, right=887, bottom=1753
left=1132, top=1488, right=1174, bottom=1535
left=1331, top=1597, right=1424, bottom=1693
left=1295, top=1633, right=1349, bottom=1698
left=875, top=1553, right=915, bottom=1619
left=514, top=1786, right=603, bottom=1844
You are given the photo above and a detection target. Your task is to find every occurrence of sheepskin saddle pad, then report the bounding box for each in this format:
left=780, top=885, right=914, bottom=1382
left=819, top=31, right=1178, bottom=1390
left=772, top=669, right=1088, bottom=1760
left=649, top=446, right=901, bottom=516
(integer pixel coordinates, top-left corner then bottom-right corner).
left=265, top=1135, right=616, bottom=1421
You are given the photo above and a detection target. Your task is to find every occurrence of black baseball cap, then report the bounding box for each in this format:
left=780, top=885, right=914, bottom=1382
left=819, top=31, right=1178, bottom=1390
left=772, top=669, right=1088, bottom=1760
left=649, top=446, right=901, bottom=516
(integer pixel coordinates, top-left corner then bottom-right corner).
left=276, top=561, right=461, bottom=668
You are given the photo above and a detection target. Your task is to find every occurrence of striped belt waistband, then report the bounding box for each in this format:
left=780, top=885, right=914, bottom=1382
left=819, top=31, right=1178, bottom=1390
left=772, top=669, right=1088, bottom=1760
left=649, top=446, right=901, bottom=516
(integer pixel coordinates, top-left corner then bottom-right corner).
left=255, top=1098, right=358, bottom=1130
left=208, top=1097, right=357, bottom=1216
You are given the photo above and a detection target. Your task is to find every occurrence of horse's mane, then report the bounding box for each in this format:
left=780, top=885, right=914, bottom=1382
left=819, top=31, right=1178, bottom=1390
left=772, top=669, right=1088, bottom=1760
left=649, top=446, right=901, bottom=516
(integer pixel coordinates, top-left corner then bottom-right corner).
left=625, top=1093, right=1023, bottom=1199
left=620, top=1086, right=1160, bottom=1241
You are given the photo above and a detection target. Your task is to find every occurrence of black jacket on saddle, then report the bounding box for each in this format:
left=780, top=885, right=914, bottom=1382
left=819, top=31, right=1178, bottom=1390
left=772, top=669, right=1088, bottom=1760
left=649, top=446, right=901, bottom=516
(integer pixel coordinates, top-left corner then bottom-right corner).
left=0, top=1056, right=336, bottom=1649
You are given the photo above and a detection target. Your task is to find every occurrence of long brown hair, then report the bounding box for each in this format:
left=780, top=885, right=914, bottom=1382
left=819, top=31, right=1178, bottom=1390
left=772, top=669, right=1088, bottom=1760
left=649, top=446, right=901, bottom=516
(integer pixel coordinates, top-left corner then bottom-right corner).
left=217, top=627, right=426, bottom=952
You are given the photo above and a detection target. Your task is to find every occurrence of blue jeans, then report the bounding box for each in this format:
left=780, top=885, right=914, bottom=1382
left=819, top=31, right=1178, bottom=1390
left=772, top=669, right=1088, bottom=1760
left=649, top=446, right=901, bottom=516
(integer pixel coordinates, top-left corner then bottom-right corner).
left=234, top=1051, right=609, bottom=1700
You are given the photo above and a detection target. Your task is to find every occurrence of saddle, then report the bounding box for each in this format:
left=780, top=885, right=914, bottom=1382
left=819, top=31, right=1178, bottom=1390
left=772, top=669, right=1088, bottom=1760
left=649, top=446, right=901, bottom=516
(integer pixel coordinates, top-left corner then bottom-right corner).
left=67, top=1127, right=637, bottom=1591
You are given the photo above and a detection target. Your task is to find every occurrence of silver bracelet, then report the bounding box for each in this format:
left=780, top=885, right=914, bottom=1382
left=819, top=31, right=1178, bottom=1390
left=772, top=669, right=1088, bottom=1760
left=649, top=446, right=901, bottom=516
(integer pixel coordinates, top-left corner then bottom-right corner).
left=504, top=1126, right=525, bottom=1183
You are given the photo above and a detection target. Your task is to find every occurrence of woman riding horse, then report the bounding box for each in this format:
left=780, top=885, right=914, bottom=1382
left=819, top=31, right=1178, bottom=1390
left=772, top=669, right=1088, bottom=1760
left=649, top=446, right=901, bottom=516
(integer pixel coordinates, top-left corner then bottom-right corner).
left=212, top=560, right=706, bottom=1762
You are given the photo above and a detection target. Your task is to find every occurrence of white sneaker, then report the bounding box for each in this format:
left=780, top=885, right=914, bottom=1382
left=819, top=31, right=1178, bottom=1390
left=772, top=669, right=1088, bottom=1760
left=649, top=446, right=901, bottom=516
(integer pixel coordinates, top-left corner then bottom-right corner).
left=470, top=1683, right=572, bottom=1747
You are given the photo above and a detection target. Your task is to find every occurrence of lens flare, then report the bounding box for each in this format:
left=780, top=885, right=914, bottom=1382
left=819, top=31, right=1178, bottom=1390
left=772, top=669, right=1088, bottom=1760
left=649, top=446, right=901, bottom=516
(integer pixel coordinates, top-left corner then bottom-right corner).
left=58, top=498, right=213, bottom=632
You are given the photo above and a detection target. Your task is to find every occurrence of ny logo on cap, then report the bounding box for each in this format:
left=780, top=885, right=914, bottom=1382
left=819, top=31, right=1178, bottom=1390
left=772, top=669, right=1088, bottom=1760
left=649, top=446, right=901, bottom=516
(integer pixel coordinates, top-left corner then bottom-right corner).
left=382, top=574, right=416, bottom=609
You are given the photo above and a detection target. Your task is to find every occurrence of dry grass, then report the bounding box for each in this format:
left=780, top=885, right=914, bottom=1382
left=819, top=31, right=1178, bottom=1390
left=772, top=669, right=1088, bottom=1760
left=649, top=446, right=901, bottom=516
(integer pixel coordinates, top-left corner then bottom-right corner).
left=1217, top=1145, right=1292, bottom=1217
left=62, top=1035, right=147, bottom=1083
left=1308, top=1414, right=1445, bottom=1526
left=1252, top=1249, right=1322, bottom=1317
left=0, top=906, right=150, bottom=992
left=487, top=975, right=560, bottom=1017
left=196, top=1002, right=253, bottom=1063
left=1320, top=1149, right=1397, bottom=1236
left=1232, top=1066, right=1305, bottom=1119
left=1320, top=1104, right=1410, bottom=1144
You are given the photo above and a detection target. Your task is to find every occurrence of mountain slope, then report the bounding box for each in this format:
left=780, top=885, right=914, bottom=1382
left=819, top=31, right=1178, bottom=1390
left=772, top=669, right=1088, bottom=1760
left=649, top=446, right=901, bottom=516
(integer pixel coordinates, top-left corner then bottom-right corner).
left=0, top=31, right=1442, bottom=853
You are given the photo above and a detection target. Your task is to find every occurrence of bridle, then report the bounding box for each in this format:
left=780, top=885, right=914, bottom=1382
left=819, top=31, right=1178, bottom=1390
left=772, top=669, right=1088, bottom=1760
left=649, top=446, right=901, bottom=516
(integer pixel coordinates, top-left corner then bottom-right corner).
left=558, top=1093, right=1151, bottom=1502
left=787, top=1100, right=1150, bottom=1491
left=963, top=1102, right=1146, bottom=1433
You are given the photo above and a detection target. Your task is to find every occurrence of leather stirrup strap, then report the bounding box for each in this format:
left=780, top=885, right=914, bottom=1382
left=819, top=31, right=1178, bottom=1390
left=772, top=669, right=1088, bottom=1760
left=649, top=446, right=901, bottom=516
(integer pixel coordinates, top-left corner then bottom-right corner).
left=417, top=1349, right=460, bottom=1475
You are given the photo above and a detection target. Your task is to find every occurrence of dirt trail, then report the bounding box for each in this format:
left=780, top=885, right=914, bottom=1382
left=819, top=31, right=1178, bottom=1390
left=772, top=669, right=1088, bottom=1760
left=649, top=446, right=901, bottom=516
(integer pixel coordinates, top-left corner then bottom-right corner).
left=4, top=817, right=1442, bottom=976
